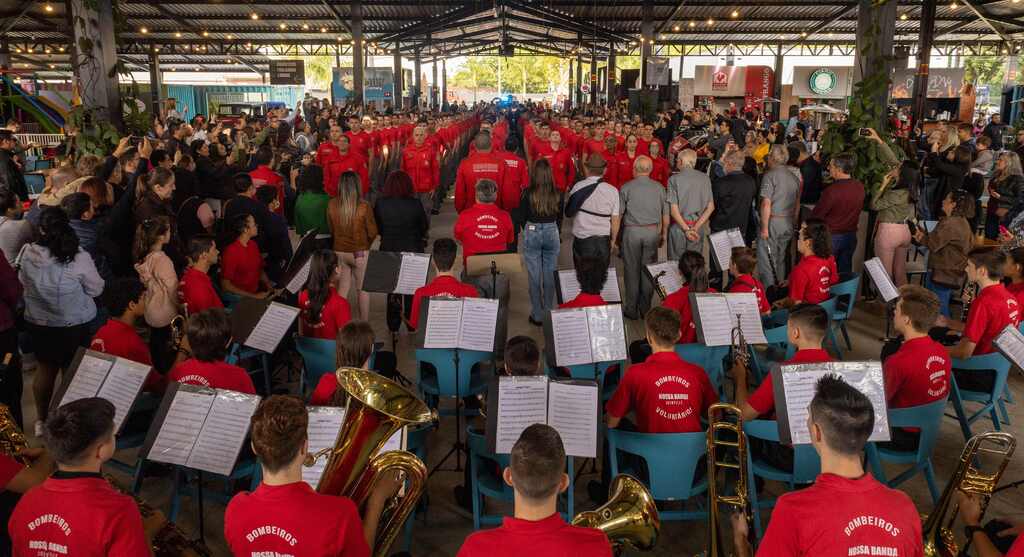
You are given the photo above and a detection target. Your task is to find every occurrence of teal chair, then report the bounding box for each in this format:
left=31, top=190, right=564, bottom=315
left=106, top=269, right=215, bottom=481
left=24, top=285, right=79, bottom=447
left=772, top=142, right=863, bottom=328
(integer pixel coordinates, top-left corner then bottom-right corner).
left=415, top=348, right=491, bottom=413
left=950, top=353, right=1012, bottom=441
left=829, top=273, right=861, bottom=350
left=294, top=336, right=336, bottom=396
left=750, top=324, right=794, bottom=384
left=467, top=427, right=513, bottom=529
left=816, top=297, right=844, bottom=358
left=762, top=308, right=789, bottom=330
left=675, top=344, right=730, bottom=396
left=227, top=342, right=273, bottom=394
left=744, top=419, right=821, bottom=539
left=548, top=360, right=625, bottom=400
left=605, top=429, right=708, bottom=522
left=400, top=424, right=431, bottom=551
left=168, top=459, right=262, bottom=522
left=865, top=399, right=946, bottom=504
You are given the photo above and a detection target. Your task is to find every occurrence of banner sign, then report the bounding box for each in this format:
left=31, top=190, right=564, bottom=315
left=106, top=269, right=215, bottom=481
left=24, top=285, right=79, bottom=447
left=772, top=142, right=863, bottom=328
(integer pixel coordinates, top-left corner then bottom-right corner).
left=332, top=67, right=396, bottom=102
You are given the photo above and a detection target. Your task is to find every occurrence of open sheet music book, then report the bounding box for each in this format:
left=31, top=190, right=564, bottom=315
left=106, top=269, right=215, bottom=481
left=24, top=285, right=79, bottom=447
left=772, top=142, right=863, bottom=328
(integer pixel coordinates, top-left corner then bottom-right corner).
left=279, top=230, right=318, bottom=293
left=485, top=376, right=600, bottom=458
left=994, top=325, right=1024, bottom=371
left=141, top=383, right=261, bottom=476
left=422, top=297, right=499, bottom=352
left=864, top=257, right=899, bottom=303
left=303, top=406, right=406, bottom=489
left=53, top=348, right=151, bottom=434
left=557, top=267, right=621, bottom=303
left=709, top=227, right=746, bottom=270
left=230, top=297, right=301, bottom=353
left=645, top=261, right=684, bottom=296
left=547, top=304, right=628, bottom=366
left=362, top=251, right=432, bottom=295
left=771, top=361, right=890, bottom=445
left=690, top=292, right=767, bottom=346
left=284, top=258, right=312, bottom=295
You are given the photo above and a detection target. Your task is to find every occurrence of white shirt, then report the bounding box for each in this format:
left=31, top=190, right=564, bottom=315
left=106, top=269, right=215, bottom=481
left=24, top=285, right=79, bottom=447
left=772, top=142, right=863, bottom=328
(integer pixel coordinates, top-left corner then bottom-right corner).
left=568, top=176, right=620, bottom=240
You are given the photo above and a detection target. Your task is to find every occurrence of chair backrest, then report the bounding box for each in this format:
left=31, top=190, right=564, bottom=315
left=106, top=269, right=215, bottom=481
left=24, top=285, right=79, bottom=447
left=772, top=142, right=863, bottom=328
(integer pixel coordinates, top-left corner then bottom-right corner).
left=606, top=429, right=706, bottom=501
left=764, top=324, right=795, bottom=360
left=817, top=297, right=838, bottom=320
left=951, top=352, right=1012, bottom=399
left=886, top=399, right=947, bottom=462
left=405, top=423, right=430, bottom=461
left=744, top=420, right=821, bottom=484
left=466, top=427, right=512, bottom=498
left=415, top=348, right=492, bottom=395
left=294, top=336, right=337, bottom=390
left=675, top=344, right=727, bottom=393
left=829, top=274, right=861, bottom=320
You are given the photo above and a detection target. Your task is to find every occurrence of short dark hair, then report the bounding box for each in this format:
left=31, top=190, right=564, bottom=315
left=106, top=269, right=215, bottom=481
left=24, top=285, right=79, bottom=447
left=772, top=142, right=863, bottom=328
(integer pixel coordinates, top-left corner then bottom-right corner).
left=504, top=336, right=541, bottom=376
left=731, top=246, right=757, bottom=275
left=251, top=395, right=307, bottom=473
left=381, top=170, right=414, bottom=199
left=897, top=284, right=940, bottom=333
left=801, top=218, right=833, bottom=258
left=186, top=235, right=217, bottom=265
left=43, top=398, right=115, bottom=465
left=830, top=152, right=856, bottom=175
left=809, top=374, right=875, bottom=456
left=150, top=149, right=171, bottom=167
left=298, top=165, right=325, bottom=194
left=103, top=277, right=146, bottom=317
left=60, top=192, right=92, bottom=220
left=254, top=146, right=274, bottom=166
left=510, top=423, right=565, bottom=501
left=645, top=306, right=682, bottom=346
left=788, top=303, right=829, bottom=343
left=255, top=185, right=278, bottom=206
left=576, top=256, right=608, bottom=295
left=968, top=246, right=1006, bottom=281
left=187, top=308, right=232, bottom=362
left=233, top=172, right=254, bottom=193
left=432, top=238, right=458, bottom=272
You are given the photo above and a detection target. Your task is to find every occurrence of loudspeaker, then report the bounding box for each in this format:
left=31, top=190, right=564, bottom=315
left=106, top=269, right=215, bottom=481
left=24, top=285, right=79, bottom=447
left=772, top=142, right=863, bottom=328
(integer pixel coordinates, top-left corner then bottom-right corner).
left=620, top=69, right=640, bottom=91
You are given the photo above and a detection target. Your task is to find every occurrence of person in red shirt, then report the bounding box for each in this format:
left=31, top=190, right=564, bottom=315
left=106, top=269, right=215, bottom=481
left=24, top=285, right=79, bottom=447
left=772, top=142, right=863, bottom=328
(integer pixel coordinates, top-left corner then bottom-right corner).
left=1005, top=247, right=1024, bottom=309
left=774, top=218, right=839, bottom=308
left=225, top=395, right=398, bottom=557
left=308, top=320, right=375, bottom=405
left=455, top=133, right=507, bottom=213
left=221, top=214, right=271, bottom=297
left=315, top=125, right=344, bottom=188
left=169, top=308, right=256, bottom=394
left=951, top=247, right=1022, bottom=360
left=408, top=238, right=479, bottom=331
left=662, top=251, right=715, bottom=344
left=0, top=448, right=51, bottom=502
left=90, top=277, right=167, bottom=392
left=497, top=148, right=529, bottom=211
left=345, top=115, right=374, bottom=165
left=609, top=134, right=641, bottom=189
left=648, top=140, right=671, bottom=188
left=298, top=250, right=352, bottom=341
left=453, top=180, right=514, bottom=266
left=733, top=376, right=924, bottom=557
left=728, top=247, right=770, bottom=314
left=402, top=124, right=439, bottom=216
left=179, top=235, right=224, bottom=315
left=457, top=424, right=613, bottom=557
left=9, top=398, right=150, bottom=555
left=583, top=122, right=607, bottom=160
left=957, top=491, right=1024, bottom=557
left=538, top=130, right=576, bottom=192
left=323, top=135, right=370, bottom=196
left=248, top=147, right=285, bottom=215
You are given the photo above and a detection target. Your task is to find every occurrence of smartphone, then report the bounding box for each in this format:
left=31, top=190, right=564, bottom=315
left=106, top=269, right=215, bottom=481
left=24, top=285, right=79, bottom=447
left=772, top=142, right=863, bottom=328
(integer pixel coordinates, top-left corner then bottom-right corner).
left=858, top=128, right=872, bottom=137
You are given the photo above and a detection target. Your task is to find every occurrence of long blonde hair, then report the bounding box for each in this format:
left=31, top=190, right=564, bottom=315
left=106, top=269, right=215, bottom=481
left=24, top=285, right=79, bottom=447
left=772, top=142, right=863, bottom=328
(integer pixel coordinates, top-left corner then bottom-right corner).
left=335, top=171, right=362, bottom=227
left=998, top=151, right=1024, bottom=181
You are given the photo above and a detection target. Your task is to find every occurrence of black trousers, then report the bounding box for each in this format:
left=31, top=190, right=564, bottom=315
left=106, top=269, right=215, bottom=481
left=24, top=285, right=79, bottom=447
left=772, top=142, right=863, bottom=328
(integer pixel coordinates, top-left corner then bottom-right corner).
left=0, top=328, right=23, bottom=429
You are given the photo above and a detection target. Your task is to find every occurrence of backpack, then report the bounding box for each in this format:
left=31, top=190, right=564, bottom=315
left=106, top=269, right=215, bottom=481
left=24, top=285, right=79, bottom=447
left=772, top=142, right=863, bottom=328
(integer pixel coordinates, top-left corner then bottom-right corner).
left=564, top=180, right=610, bottom=219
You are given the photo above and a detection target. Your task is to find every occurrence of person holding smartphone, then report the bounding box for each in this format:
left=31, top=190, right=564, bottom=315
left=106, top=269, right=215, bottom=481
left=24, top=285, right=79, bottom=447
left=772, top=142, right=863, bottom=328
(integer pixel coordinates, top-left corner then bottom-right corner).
left=871, top=159, right=919, bottom=288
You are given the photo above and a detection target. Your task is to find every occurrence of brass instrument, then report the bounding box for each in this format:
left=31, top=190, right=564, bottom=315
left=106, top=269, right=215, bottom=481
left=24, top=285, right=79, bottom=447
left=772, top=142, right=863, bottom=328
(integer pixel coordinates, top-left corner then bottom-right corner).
left=704, top=403, right=754, bottom=557
left=170, top=311, right=187, bottom=351
left=922, top=432, right=1016, bottom=557
left=960, top=282, right=977, bottom=323
left=572, top=474, right=661, bottom=552
left=0, top=403, right=28, bottom=464
left=304, top=367, right=434, bottom=557
left=653, top=270, right=669, bottom=300
left=729, top=313, right=749, bottom=368
left=105, top=474, right=212, bottom=557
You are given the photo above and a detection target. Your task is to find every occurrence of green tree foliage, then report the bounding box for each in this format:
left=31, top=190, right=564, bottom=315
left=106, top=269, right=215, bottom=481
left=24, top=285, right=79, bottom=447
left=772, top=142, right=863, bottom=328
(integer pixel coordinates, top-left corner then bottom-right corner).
left=964, top=56, right=1006, bottom=87
left=450, top=56, right=569, bottom=95
left=304, top=56, right=349, bottom=90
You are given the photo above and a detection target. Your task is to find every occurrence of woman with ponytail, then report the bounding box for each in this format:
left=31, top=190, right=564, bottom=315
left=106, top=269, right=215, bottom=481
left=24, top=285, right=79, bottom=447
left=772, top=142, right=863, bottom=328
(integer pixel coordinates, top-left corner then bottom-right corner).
left=298, top=249, right=352, bottom=340
left=18, top=207, right=104, bottom=433
left=134, top=215, right=181, bottom=372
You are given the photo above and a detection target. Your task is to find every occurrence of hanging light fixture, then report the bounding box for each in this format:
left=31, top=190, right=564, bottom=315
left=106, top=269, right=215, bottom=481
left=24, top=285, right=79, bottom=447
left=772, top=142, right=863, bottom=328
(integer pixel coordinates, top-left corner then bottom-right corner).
left=250, top=12, right=259, bottom=20
left=731, top=10, right=739, bottom=18
left=44, top=3, right=54, bottom=12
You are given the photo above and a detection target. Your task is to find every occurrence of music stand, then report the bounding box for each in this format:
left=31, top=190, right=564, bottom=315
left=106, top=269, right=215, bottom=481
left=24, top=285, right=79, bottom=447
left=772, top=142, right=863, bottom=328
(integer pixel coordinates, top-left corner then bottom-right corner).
left=466, top=252, right=522, bottom=300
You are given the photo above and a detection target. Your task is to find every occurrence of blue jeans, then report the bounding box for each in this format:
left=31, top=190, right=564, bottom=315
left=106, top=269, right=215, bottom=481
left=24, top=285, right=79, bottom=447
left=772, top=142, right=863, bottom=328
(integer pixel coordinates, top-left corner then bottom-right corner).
left=523, top=222, right=560, bottom=321
left=926, top=273, right=953, bottom=317
left=832, top=231, right=857, bottom=275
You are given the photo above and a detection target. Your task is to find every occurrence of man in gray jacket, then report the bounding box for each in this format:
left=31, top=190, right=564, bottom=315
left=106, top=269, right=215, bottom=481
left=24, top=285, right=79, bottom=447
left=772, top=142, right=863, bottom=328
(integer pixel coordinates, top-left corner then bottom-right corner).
left=757, top=144, right=801, bottom=287
left=666, top=149, right=715, bottom=261
left=618, top=156, right=668, bottom=320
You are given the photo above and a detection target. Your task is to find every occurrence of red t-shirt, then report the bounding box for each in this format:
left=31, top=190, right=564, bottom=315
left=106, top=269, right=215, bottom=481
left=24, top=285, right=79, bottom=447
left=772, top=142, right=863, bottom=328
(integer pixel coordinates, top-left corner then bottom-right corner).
left=457, top=513, right=612, bottom=557
left=609, top=152, right=639, bottom=189
left=453, top=203, right=514, bottom=264
left=730, top=274, right=770, bottom=314
left=221, top=239, right=264, bottom=294
left=963, top=283, right=1022, bottom=355
left=662, top=286, right=717, bottom=344
left=169, top=358, right=256, bottom=395
left=455, top=152, right=507, bottom=213
left=345, top=130, right=373, bottom=161
left=324, top=152, right=369, bottom=196
left=788, top=255, right=838, bottom=304
left=747, top=348, right=833, bottom=416
left=402, top=142, right=439, bottom=193
left=90, top=319, right=163, bottom=392
left=650, top=157, right=670, bottom=188
left=605, top=351, right=718, bottom=433
left=540, top=146, right=576, bottom=192
left=884, top=336, right=951, bottom=409
left=1007, top=281, right=1024, bottom=309
left=225, top=482, right=369, bottom=557
left=757, top=473, right=923, bottom=557
left=298, top=288, right=352, bottom=341
left=559, top=293, right=606, bottom=309
left=409, top=275, right=480, bottom=330
left=498, top=152, right=530, bottom=211
left=9, top=475, right=149, bottom=556
left=0, top=453, right=23, bottom=490
left=1008, top=536, right=1024, bottom=557
left=179, top=267, right=224, bottom=315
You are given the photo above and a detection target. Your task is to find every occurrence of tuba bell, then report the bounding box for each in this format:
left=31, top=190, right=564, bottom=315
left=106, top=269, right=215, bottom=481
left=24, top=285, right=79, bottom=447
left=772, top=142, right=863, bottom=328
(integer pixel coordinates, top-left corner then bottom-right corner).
left=572, top=474, right=661, bottom=552
left=922, top=431, right=1016, bottom=557
left=304, top=367, right=435, bottom=557
left=703, top=402, right=754, bottom=557
left=0, top=402, right=28, bottom=464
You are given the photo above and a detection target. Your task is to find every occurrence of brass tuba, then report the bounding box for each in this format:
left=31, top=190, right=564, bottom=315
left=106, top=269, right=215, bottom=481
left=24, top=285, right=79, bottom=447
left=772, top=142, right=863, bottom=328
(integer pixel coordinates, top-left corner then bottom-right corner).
left=0, top=403, right=28, bottom=464
left=922, top=431, right=1016, bottom=557
left=704, top=403, right=754, bottom=557
left=305, top=367, right=435, bottom=557
left=572, top=474, right=661, bottom=551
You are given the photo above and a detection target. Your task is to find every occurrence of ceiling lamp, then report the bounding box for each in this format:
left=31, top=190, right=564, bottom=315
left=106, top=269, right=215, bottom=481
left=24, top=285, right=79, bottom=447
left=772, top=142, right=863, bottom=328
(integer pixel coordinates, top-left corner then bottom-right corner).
left=140, top=27, right=148, bottom=34
left=302, top=24, right=310, bottom=30
left=202, top=30, right=209, bottom=36
left=672, top=25, right=680, bottom=31
left=44, top=3, right=54, bottom=12
left=250, top=12, right=259, bottom=20
left=706, top=18, right=714, bottom=25
left=731, top=10, right=739, bottom=18
left=900, top=12, right=908, bottom=20
left=689, top=20, right=696, bottom=27
left=279, top=23, right=286, bottom=29
left=320, top=27, right=327, bottom=33
left=175, top=32, right=182, bottom=37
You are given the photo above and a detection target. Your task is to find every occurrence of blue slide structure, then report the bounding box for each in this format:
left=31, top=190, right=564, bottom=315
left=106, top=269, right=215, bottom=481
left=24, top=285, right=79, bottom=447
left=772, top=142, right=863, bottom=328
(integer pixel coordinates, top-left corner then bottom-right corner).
left=2, top=75, right=64, bottom=133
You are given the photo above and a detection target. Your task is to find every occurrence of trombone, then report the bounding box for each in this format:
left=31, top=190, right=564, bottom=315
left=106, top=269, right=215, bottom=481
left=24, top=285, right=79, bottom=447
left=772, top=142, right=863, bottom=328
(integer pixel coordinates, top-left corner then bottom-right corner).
left=703, top=403, right=754, bottom=557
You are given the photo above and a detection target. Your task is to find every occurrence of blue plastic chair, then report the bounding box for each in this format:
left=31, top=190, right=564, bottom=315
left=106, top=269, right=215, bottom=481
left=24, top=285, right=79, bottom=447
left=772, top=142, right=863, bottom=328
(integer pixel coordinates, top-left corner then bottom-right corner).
left=816, top=297, right=844, bottom=358
left=467, top=427, right=514, bottom=529
left=400, top=424, right=431, bottom=551
left=415, top=348, right=491, bottom=415
left=762, top=308, right=789, bottom=330
left=168, top=459, right=262, bottom=522
left=829, top=273, right=861, bottom=350
left=750, top=324, right=794, bottom=384
left=294, top=335, right=337, bottom=396
left=675, top=344, right=730, bottom=396
left=227, top=342, right=273, bottom=394
left=548, top=360, right=626, bottom=400
left=605, top=429, right=708, bottom=521
left=865, top=399, right=946, bottom=504
left=744, top=419, right=821, bottom=539
left=950, top=353, right=1012, bottom=441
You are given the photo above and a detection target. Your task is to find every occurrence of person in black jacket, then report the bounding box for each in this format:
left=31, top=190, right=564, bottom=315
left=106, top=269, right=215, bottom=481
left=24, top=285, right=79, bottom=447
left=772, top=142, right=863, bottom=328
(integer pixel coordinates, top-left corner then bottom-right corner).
left=0, top=130, right=27, bottom=200
left=926, top=144, right=971, bottom=217
left=375, top=170, right=428, bottom=328
left=192, top=139, right=236, bottom=199
left=709, top=150, right=757, bottom=288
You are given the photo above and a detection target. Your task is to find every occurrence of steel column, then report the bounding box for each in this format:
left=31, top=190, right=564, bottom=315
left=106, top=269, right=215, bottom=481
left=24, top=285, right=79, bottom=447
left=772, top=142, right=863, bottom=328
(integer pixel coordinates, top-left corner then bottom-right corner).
left=911, top=0, right=937, bottom=127
left=352, top=0, right=364, bottom=108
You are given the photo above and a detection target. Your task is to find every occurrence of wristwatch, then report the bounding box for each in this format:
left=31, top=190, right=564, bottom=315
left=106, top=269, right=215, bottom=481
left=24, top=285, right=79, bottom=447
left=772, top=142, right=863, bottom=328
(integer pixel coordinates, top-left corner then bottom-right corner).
left=964, top=525, right=985, bottom=540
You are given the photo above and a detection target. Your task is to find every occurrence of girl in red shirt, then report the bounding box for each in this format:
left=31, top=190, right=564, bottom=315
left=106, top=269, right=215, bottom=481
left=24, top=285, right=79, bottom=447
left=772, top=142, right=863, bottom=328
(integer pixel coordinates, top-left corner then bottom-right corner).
left=647, top=141, right=671, bottom=188
left=662, top=251, right=715, bottom=344
left=221, top=213, right=270, bottom=296
left=610, top=134, right=640, bottom=189
left=309, top=321, right=374, bottom=405
left=179, top=235, right=224, bottom=315
left=1004, top=247, right=1024, bottom=309
left=775, top=218, right=838, bottom=308
left=728, top=246, right=771, bottom=314
left=298, top=250, right=352, bottom=340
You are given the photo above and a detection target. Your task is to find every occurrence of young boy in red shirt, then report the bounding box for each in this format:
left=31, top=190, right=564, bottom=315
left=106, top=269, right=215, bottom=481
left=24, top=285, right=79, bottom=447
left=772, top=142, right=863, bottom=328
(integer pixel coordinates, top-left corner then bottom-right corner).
left=9, top=398, right=149, bottom=555
left=179, top=235, right=224, bottom=315
left=221, top=214, right=271, bottom=297
left=169, top=308, right=256, bottom=395
left=90, top=277, right=167, bottom=391
left=408, top=239, right=479, bottom=331
left=728, top=246, right=770, bottom=314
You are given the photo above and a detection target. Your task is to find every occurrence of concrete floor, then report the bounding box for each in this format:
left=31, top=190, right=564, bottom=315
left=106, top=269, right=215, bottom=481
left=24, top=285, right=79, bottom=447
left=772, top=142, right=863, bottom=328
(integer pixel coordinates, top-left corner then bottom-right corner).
left=18, top=196, right=1024, bottom=556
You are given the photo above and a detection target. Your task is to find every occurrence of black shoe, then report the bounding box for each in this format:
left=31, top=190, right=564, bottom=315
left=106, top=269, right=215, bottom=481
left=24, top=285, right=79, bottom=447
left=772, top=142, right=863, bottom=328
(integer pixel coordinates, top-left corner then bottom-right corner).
left=587, top=479, right=608, bottom=505
left=453, top=484, right=472, bottom=512
left=528, top=316, right=543, bottom=327
left=431, top=208, right=440, bottom=215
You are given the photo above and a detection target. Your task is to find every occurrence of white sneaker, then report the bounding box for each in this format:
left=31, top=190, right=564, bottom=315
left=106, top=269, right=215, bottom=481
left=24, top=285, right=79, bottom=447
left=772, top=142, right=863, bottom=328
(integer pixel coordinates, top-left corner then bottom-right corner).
left=33, top=420, right=44, bottom=438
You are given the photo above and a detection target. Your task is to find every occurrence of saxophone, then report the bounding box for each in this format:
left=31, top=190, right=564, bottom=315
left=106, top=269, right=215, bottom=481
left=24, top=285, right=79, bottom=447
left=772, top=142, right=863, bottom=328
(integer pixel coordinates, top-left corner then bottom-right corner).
left=652, top=270, right=669, bottom=300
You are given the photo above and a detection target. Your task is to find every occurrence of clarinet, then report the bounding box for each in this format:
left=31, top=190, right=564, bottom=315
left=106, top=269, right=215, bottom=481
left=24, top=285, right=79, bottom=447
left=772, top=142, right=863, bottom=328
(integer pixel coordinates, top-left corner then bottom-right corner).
left=961, top=282, right=977, bottom=322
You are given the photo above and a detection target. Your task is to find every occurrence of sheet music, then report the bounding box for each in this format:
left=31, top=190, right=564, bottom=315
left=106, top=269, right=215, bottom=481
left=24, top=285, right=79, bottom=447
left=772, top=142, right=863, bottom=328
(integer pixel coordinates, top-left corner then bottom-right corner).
left=495, top=376, right=549, bottom=453
left=864, top=257, right=899, bottom=303
left=586, top=305, right=628, bottom=363
left=780, top=362, right=890, bottom=445
left=646, top=261, right=684, bottom=295
left=558, top=267, right=621, bottom=303
left=551, top=309, right=594, bottom=367
left=303, top=406, right=346, bottom=488
left=709, top=227, right=745, bottom=269
left=97, top=358, right=151, bottom=432
left=380, top=428, right=405, bottom=453
left=244, top=302, right=300, bottom=353
left=724, top=293, right=768, bottom=344
left=187, top=390, right=260, bottom=476
left=457, top=298, right=499, bottom=352
left=395, top=253, right=431, bottom=295
left=423, top=298, right=463, bottom=348
left=148, top=389, right=216, bottom=466
left=285, top=258, right=313, bottom=294
left=693, top=295, right=735, bottom=346
left=547, top=381, right=599, bottom=458
left=994, top=325, right=1024, bottom=370
left=60, top=352, right=112, bottom=406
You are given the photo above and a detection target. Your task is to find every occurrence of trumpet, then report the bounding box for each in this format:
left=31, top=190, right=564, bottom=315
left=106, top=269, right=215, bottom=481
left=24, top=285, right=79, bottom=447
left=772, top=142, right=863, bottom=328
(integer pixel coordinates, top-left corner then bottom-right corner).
left=922, top=432, right=1016, bottom=557
left=703, top=403, right=754, bottom=557
left=653, top=270, right=669, bottom=300
left=572, top=474, right=661, bottom=552
left=729, top=313, right=749, bottom=368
